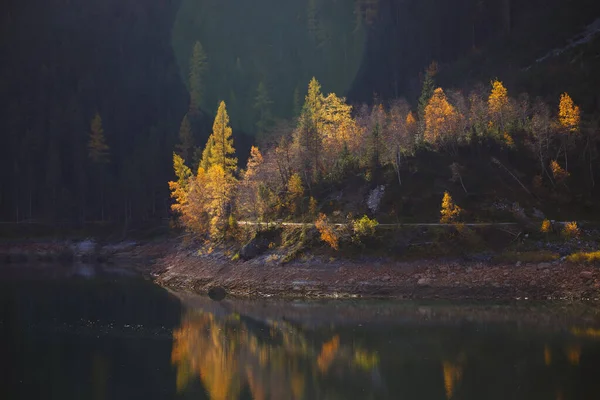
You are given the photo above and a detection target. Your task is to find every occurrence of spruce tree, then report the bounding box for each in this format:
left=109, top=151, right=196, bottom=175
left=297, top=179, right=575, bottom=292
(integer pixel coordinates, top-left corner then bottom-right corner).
left=175, top=114, right=194, bottom=161
left=254, top=81, right=273, bottom=136
left=417, top=62, right=437, bottom=136
left=188, top=41, right=208, bottom=115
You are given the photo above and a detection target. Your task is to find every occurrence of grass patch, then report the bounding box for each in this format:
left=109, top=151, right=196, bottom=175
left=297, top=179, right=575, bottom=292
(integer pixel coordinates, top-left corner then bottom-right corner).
left=494, top=250, right=559, bottom=264
left=566, top=251, right=600, bottom=263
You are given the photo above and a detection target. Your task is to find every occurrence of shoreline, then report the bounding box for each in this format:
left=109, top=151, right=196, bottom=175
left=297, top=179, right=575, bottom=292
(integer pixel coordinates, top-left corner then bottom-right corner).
left=1, top=239, right=599, bottom=301
left=154, top=247, right=600, bottom=301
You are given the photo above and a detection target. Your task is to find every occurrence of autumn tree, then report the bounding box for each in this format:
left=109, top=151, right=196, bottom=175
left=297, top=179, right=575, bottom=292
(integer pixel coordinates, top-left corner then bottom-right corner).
left=168, top=153, right=193, bottom=221
left=205, top=164, right=236, bottom=239
left=487, top=79, right=514, bottom=138
left=440, top=191, right=461, bottom=223
left=208, top=101, right=237, bottom=174
left=237, top=146, right=265, bottom=221
left=424, top=88, right=461, bottom=148
left=188, top=41, right=208, bottom=115
left=557, top=92, right=581, bottom=171
left=175, top=114, right=194, bottom=161
left=88, top=112, right=110, bottom=220
left=526, top=100, right=555, bottom=183
left=286, top=173, right=304, bottom=214
left=381, top=99, right=414, bottom=185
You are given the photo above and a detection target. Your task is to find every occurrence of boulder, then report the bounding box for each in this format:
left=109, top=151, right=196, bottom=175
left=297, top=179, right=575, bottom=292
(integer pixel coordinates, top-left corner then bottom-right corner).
left=240, top=237, right=270, bottom=261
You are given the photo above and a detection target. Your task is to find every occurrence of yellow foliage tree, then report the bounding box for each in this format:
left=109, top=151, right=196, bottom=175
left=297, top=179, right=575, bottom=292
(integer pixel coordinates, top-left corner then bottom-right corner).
left=205, top=164, right=236, bottom=239
left=488, top=80, right=512, bottom=136
left=558, top=93, right=580, bottom=133
left=440, top=191, right=461, bottom=223
left=315, top=213, right=339, bottom=250
left=287, top=173, right=304, bottom=214
left=550, top=160, right=570, bottom=182
left=424, top=88, right=460, bottom=146
left=540, top=219, right=552, bottom=233
left=208, top=101, right=238, bottom=174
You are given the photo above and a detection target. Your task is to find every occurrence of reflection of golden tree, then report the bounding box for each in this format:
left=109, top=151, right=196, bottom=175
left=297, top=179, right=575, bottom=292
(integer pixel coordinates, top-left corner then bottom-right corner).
left=544, top=345, right=552, bottom=366
left=171, top=310, right=380, bottom=400
left=566, top=345, right=581, bottom=366
left=442, top=361, right=463, bottom=399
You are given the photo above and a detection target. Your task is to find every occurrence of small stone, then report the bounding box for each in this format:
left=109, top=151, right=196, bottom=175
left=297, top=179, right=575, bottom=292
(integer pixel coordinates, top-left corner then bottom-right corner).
left=417, top=278, right=431, bottom=286
left=466, top=267, right=473, bottom=273
left=580, top=271, right=594, bottom=279
left=381, top=275, right=391, bottom=282
left=503, top=272, right=509, bottom=277
left=515, top=261, right=522, bottom=267
left=543, top=269, right=550, bottom=274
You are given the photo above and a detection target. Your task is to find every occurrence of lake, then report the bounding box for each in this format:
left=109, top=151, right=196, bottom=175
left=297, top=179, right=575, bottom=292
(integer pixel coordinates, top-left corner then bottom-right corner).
left=2, top=263, right=600, bottom=399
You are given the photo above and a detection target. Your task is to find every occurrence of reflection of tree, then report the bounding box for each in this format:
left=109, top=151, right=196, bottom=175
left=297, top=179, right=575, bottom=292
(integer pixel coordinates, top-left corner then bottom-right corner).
left=442, top=361, right=463, bottom=399
left=171, top=310, right=380, bottom=399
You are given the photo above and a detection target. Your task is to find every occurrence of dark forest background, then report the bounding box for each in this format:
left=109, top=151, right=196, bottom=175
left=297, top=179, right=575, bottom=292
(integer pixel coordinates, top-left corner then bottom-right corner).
left=2, top=0, right=600, bottom=225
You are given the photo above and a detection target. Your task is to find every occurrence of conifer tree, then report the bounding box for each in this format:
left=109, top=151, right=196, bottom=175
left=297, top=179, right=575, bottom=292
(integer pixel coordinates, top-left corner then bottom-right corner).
left=88, top=113, right=109, bottom=164
left=254, top=81, right=273, bottom=136
left=88, top=112, right=110, bottom=220
left=175, top=114, right=194, bottom=161
left=188, top=41, right=208, bottom=115
left=417, top=62, right=438, bottom=136
left=199, top=136, right=214, bottom=172
left=424, top=88, right=460, bottom=146
left=207, top=101, right=237, bottom=174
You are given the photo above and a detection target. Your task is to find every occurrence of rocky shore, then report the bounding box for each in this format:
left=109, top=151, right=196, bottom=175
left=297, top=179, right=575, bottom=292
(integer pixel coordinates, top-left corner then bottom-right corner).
left=154, top=247, right=600, bottom=301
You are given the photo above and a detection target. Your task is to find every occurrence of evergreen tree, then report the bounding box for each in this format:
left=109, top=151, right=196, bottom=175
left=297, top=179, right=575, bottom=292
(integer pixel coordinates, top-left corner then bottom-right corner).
left=175, top=114, right=194, bottom=161
left=207, top=101, right=237, bottom=174
left=254, top=81, right=273, bottom=137
left=199, top=136, right=214, bottom=172
left=188, top=41, right=208, bottom=115
left=88, top=113, right=109, bottom=164
left=417, top=62, right=438, bottom=136
left=293, top=85, right=303, bottom=118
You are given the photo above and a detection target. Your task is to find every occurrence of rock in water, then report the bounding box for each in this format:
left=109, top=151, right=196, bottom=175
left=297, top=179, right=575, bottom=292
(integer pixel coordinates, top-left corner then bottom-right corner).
left=208, top=286, right=227, bottom=301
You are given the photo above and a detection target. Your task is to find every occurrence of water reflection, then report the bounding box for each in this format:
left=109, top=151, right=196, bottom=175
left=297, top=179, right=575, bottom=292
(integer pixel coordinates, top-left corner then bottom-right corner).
left=171, top=301, right=600, bottom=400
left=171, top=309, right=380, bottom=399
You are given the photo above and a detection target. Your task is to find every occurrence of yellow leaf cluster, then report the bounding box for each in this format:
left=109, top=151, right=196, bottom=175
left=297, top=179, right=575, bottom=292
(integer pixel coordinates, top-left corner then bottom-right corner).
left=561, top=221, right=580, bottom=239
left=488, top=80, right=508, bottom=116
left=424, top=88, right=460, bottom=144
left=550, top=160, right=570, bottom=181
left=440, top=191, right=461, bottom=224
left=558, top=92, right=580, bottom=133
left=540, top=219, right=552, bottom=233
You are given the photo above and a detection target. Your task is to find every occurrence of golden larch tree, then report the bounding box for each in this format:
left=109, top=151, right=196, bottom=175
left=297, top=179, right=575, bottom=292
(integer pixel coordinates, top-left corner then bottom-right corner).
left=208, top=101, right=237, bottom=174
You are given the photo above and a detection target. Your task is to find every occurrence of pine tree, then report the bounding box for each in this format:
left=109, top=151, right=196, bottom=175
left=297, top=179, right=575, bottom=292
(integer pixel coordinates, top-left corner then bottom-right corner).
left=188, top=41, right=208, bottom=115
left=88, top=113, right=109, bottom=164
left=87, top=112, right=110, bottom=220
left=208, top=101, right=237, bottom=174
left=175, top=114, right=194, bottom=161
left=254, top=81, right=273, bottom=136
left=417, top=62, right=438, bottom=136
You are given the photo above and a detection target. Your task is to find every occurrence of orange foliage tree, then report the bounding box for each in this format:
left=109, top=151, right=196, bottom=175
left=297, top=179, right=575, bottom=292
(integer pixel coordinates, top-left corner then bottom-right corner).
left=424, top=88, right=461, bottom=148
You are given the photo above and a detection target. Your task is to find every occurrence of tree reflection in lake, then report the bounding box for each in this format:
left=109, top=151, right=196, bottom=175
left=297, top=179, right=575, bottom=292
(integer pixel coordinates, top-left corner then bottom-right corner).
left=171, top=309, right=380, bottom=400
left=171, top=299, right=600, bottom=400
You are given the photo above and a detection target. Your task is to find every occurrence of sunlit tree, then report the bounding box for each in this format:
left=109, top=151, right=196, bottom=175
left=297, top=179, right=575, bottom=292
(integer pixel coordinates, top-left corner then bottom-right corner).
left=424, top=88, right=461, bottom=147
left=440, top=191, right=461, bottom=223
left=417, top=61, right=438, bottom=137
left=208, top=101, right=237, bottom=174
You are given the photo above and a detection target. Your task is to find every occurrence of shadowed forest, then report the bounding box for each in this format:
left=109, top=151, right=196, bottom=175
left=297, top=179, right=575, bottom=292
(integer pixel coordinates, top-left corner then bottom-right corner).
left=2, top=0, right=600, bottom=229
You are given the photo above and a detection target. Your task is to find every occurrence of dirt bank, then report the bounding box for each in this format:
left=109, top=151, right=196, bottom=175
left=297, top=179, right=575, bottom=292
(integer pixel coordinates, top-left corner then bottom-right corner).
left=154, top=248, right=600, bottom=301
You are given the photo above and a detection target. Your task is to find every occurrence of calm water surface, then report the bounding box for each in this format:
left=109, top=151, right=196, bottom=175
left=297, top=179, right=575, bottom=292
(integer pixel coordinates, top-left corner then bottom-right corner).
left=2, top=263, right=600, bottom=400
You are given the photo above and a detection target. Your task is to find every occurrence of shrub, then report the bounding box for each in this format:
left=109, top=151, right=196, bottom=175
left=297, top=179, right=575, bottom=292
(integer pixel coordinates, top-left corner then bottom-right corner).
left=562, top=221, right=580, bottom=239
left=315, top=213, right=339, bottom=250
left=540, top=219, right=552, bottom=233
left=566, top=251, right=600, bottom=263
left=353, top=215, right=379, bottom=238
